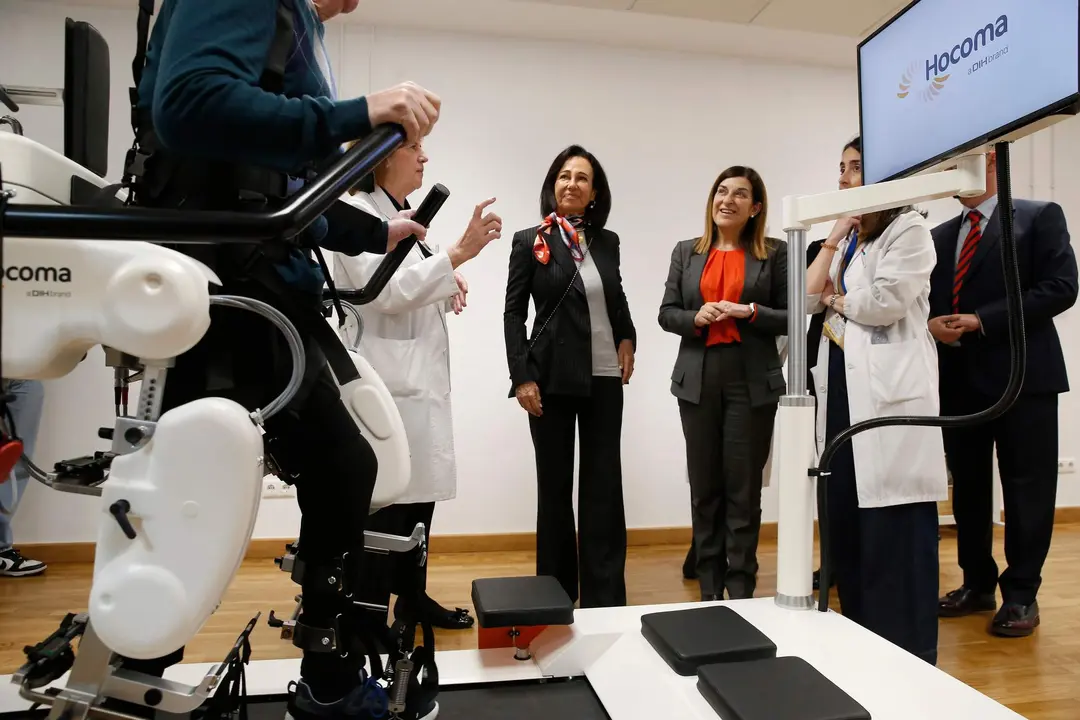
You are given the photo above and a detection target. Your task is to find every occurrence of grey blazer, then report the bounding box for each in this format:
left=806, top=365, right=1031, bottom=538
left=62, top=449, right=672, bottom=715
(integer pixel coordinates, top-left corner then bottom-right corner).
left=658, top=237, right=788, bottom=407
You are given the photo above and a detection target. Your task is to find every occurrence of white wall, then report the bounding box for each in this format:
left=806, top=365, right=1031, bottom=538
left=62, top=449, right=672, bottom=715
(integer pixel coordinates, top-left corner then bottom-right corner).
left=0, top=1, right=1073, bottom=547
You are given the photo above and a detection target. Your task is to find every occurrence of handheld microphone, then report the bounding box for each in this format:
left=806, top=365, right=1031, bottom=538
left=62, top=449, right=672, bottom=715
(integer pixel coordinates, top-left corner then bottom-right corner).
left=339, top=183, right=450, bottom=306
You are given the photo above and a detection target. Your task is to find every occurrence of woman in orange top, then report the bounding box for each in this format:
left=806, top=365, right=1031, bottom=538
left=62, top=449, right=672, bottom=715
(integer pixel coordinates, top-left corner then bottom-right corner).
left=659, top=166, right=788, bottom=601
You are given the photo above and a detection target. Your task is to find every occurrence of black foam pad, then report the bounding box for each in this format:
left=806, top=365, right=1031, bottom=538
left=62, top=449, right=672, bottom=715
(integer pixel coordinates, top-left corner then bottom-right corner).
left=64, top=18, right=110, bottom=177
left=697, top=656, right=872, bottom=720
left=471, top=576, right=575, bottom=628
left=640, top=605, right=776, bottom=676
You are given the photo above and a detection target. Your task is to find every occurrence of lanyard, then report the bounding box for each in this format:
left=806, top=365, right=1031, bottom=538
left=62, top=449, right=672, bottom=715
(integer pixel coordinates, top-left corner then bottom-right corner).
left=838, top=230, right=859, bottom=294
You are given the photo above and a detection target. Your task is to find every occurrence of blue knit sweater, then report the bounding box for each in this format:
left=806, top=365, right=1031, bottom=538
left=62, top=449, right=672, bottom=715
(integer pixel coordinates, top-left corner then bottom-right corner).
left=137, top=0, right=387, bottom=293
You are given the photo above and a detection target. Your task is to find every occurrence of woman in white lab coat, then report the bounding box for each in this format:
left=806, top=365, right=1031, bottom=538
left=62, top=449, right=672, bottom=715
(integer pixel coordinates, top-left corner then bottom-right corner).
left=334, top=139, right=502, bottom=630
left=805, top=136, right=947, bottom=666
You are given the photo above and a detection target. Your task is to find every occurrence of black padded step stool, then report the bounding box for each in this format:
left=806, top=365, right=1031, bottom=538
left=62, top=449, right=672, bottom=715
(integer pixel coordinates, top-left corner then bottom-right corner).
left=697, top=656, right=872, bottom=720
left=640, top=605, right=777, bottom=676
left=471, top=576, right=575, bottom=660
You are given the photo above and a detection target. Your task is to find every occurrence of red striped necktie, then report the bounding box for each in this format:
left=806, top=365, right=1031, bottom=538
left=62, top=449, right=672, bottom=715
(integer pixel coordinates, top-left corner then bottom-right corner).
left=952, top=209, right=983, bottom=312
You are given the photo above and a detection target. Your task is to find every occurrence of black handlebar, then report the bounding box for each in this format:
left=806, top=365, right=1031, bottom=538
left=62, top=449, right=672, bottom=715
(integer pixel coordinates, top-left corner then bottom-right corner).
left=338, top=183, right=450, bottom=306
left=1, top=124, right=406, bottom=243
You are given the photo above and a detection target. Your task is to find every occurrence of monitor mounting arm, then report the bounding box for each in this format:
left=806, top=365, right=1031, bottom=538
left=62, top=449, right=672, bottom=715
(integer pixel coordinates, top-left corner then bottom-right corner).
left=0, top=84, right=64, bottom=111
left=0, top=84, right=65, bottom=137
left=773, top=152, right=987, bottom=610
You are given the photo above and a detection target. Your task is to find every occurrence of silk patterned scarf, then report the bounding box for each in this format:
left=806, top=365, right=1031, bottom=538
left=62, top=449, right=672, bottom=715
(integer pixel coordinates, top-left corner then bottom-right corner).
left=533, top=213, right=586, bottom=264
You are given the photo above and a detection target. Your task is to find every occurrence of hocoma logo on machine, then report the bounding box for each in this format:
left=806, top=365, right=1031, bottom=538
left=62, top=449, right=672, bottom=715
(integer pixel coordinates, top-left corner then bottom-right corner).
left=896, top=14, right=1009, bottom=102
left=2, top=265, right=73, bottom=297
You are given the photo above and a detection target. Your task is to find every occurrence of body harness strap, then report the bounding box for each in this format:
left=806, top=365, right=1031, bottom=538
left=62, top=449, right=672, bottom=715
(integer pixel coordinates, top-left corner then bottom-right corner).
left=119, top=0, right=362, bottom=398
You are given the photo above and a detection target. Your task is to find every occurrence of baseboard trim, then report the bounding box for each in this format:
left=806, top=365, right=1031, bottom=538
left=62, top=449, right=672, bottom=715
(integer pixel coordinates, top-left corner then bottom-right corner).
left=19, top=508, right=1080, bottom=566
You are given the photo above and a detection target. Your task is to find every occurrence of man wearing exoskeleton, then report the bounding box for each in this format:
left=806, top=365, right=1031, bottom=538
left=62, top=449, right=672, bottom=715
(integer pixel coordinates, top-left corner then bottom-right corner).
left=116, top=0, right=441, bottom=718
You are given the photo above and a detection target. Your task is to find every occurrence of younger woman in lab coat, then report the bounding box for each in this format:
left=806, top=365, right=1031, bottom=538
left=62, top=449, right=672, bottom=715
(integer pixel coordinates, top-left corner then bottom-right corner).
left=805, top=136, right=947, bottom=665
left=334, top=139, right=503, bottom=630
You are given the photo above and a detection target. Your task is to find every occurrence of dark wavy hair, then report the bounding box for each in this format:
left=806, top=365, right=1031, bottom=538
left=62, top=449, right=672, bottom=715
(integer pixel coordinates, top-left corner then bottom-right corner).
left=846, top=135, right=926, bottom=240
left=539, top=145, right=612, bottom=230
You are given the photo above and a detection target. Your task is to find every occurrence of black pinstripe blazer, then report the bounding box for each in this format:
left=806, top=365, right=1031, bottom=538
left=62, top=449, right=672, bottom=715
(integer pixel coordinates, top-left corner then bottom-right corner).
left=504, top=223, right=636, bottom=398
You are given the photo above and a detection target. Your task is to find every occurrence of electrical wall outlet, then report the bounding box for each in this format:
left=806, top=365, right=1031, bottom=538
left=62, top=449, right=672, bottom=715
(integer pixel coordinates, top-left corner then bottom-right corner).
left=262, top=478, right=297, bottom=499
left=1058, top=458, right=1075, bottom=474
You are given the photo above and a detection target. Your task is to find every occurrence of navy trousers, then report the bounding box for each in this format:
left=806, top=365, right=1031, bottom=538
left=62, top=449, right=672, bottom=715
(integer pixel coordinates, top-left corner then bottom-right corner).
left=824, top=343, right=940, bottom=665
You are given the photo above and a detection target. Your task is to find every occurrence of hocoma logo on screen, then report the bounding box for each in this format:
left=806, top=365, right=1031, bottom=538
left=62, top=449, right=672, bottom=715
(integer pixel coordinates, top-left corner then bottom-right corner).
left=896, top=14, right=1009, bottom=102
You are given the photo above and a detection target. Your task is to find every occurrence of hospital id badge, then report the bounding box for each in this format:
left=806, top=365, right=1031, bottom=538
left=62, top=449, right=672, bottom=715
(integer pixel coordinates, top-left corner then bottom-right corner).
left=823, top=312, right=846, bottom=349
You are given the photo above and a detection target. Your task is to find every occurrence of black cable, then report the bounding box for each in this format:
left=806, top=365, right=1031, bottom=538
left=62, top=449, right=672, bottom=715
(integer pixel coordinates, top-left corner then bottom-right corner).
left=814, top=140, right=1025, bottom=612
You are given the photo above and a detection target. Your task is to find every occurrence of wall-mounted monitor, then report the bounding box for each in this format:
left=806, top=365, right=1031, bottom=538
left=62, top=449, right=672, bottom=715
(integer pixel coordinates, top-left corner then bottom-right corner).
left=858, top=0, right=1080, bottom=185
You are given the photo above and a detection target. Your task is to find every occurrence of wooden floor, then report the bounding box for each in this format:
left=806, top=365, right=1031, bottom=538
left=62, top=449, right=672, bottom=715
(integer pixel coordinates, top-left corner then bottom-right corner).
left=1, top=526, right=1079, bottom=719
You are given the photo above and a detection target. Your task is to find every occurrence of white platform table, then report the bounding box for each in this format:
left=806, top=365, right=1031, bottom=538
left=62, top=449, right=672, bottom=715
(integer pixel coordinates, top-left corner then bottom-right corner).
left=0, top=598, right=1024, bottom=720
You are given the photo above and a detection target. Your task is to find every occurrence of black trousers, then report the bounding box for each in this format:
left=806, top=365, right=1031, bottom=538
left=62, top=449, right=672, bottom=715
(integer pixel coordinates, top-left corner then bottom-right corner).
left=356, top=501, right=436, bottom=622
left=940, top=375, right=1059, bottom=606
left=825, top=343, right=940, bottom=665
left=528, top=376, right=626, bottom=608
left=125, top=272, right=378, bottom=700
left=678, top=344, right=775, bottom=600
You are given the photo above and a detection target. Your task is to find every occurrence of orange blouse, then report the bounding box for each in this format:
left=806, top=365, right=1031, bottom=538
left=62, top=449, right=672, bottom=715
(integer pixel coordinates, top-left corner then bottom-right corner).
left=700, top=248, right=745, bottom=346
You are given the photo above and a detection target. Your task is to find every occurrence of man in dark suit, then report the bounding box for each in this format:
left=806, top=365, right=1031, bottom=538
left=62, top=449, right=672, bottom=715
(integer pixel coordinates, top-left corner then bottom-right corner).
left=929, top=149, right=1078, bottom=637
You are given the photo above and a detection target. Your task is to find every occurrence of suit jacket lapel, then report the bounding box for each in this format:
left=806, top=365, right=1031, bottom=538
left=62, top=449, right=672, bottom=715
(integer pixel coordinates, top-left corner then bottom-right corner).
left=544, top=225, right=584, bottom=294
left=966, top=203, right=1001, bottom=281
left=931, top=216, right=962, bottom=300
left=687, top=248, right=707, bottom=309
left=740, top=251, right=765, bottom=302
left=935, top=216, right=962, bottom=259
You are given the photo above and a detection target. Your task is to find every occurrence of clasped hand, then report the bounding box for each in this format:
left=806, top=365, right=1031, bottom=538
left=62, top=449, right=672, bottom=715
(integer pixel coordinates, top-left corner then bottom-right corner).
left=694, top=300, right=751, bottom=327
left=929, top=314, right=980, bottom=343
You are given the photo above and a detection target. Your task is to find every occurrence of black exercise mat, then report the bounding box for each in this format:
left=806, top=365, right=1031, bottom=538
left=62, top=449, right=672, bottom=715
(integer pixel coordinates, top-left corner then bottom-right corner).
left=641, top=604, right=777, bottom=676
left=1, top=680, right=610, bottom=720
left=697, top=656, right=871, bottom=720
left=250, top=680, right=608, bottom=720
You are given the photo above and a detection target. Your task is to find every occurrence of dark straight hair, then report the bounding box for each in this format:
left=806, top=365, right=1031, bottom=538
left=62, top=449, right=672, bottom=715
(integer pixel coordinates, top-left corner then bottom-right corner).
left=539, top=145, right=612, bottom=230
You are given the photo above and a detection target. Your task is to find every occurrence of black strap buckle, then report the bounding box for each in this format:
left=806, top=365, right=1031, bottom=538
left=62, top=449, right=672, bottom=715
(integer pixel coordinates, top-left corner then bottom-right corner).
left=290, top=617, right=340, bottom=654
left=288, top=555, right=350, bottom=598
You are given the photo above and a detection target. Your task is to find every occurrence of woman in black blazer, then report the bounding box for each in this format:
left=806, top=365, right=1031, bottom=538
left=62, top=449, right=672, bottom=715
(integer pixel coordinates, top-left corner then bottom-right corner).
left=659, top=165, right=787, bottom=601
left=503, top=145, right=636, bottom=608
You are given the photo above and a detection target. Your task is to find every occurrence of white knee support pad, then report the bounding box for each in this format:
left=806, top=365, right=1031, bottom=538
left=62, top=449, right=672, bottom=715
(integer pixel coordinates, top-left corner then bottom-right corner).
left=334, top=349, right=411, bottom=512
left=89, top=397, right=263, bottom=660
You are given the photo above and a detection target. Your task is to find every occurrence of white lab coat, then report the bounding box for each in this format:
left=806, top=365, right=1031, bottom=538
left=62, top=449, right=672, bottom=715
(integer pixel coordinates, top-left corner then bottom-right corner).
left=807, top=210, right=948, bottom=508
left=333, top=187, right=461, bottom=504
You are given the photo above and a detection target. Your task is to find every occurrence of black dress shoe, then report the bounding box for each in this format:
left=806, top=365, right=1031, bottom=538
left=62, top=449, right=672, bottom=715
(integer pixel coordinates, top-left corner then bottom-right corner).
left=422, top=595, right=474, bottom=630
left=812, top=569, right=835, bottom=590
left=938, top=586, right=997, bottom=617
left=701, top=593, right=722, bottom=602
left=395, top=594, right=475, bottom=631
left=991, top=601, right=1040, bottom=637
